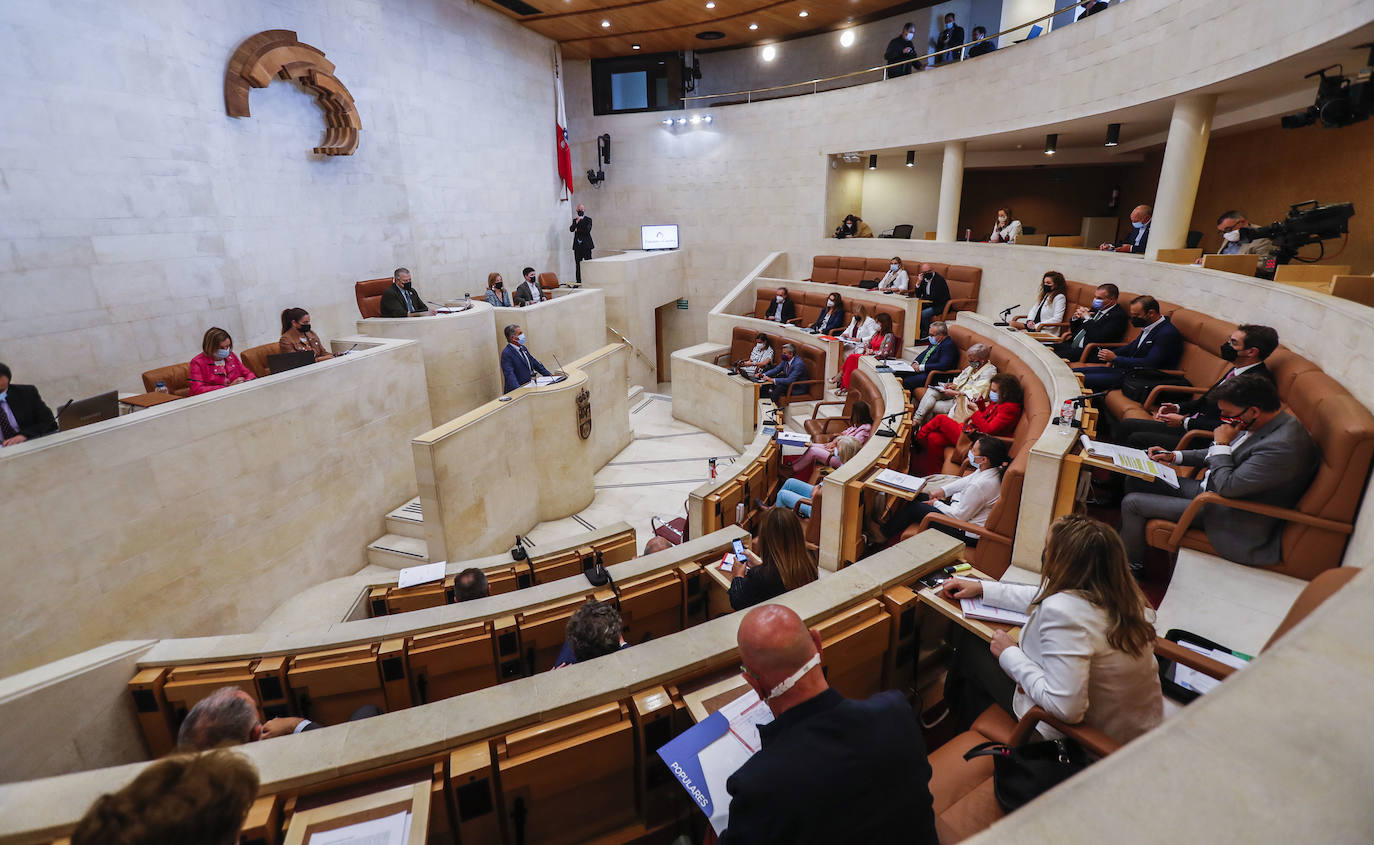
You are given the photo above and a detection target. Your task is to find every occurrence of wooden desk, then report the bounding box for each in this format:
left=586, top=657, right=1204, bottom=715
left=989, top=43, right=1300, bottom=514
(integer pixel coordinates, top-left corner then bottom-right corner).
left=682, top=673, right=752, bottom=724
left=703, top=555, right=738, bottom=618
left=1026, top=331, right=1062, bottom=344
left=119, top=391, right=182, bottom=409
left=863, top=471, right=926, bottom=502
left=1276, top=279, right=1332, bottom=295
left=916, top=568, right=1021, bottom=644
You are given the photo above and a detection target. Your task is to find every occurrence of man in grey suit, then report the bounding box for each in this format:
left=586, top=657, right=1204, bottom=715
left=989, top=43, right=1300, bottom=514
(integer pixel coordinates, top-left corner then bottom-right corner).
left=1119, top=375, right=1317, bottom=570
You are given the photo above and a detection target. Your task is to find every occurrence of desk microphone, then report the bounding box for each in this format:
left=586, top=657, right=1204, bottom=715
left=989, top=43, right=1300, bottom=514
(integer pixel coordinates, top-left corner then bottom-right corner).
left=993, top=304, right=1020, bottom=327
left=55, top=399, right=75, bottom=418
left=552, top=353, right=566, bottom=377
left=1069, top=390, right=1111, bottom=406
left=876, top=411, right=902, bottom=438
left=337, top=342, right=360, bottom=356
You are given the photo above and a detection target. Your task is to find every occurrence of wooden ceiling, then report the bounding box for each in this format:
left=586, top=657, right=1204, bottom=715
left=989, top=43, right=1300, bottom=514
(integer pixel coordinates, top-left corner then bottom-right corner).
left=475, top=0, right=923, bottom=60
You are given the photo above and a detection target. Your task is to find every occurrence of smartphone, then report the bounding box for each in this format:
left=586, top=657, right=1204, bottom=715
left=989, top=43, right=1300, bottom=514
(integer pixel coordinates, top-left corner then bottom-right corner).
left=732, top=538, right=748, bottom=563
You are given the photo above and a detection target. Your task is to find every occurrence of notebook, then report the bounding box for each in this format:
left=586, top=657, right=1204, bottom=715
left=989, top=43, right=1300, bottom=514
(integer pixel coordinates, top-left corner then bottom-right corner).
left=960, top=597, right=1030, bottom=626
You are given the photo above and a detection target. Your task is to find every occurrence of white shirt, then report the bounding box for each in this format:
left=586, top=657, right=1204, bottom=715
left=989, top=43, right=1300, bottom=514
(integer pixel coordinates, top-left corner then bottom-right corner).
left=842, top=316, right=879, bottom=345
left=984, top=581, right=1164, bottom=745
left=1176, top=432, right=1251, bottom=491
left=933, top=466, right=1002, bottom=535
left=1026, top=293, right=1066, bottom=329
left=990, top=219, right=1022, bottom=243
left=1182, top=362, right=1261, bottom=429
left=742, top=343, right=774, bottom=373
left=878, top=267, right=909, bottom=292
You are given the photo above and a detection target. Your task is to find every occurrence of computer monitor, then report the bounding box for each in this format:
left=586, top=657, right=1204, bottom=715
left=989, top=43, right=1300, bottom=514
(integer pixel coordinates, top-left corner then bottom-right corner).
left=641, top=224, right=680, bottom=251
left=57, top=390, right=119, bottom=432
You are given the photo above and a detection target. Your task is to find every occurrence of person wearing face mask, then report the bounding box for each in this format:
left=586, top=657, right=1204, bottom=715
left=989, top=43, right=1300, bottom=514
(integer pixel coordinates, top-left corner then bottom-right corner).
left=0, top=363, right=58, bottom=447
left=883, top=22, right=923, bottom=78
left=379, top=267, right=430, bottom=317
left=1196, top=210, right=1276, bottom=261
left=500, top=323, right=552, bottom=393
left=188, top=327, right=256, bottom=396
left=837, top=303, right=879, bottom=351
left=866, top=435, right=1011, bottom=548
left=965, top=24, right=995, bottom=58
left=717, top=604, right=938, bottom=845
left=873, top=257, right=909, bottom=293
left=911, top=374, right=1023, bottom=476
left=834, top=214, right=873, bottom=239
left=764, top=287, right=797, bottom=324
left=278, top=308, right=333, bottom=361
left=786, top=402, right=873, bottom=479
left=911, top=263, right=950, bottom=335
left=773, top=435, right=863, bottom=517
left=835, top=312, right=897, bottom=393
left=1012, top=271, right=1068, bottom=331
left=988, top=208, right=1021, bottom=244
left=1120, top=374, right=1317, bottom=571
left=513, top=266, right=546, bottom=307
left=759, top=343, right=808, bottom=403
left=810, top=291, right=846, bottom=333
left=900, top=320, right=959, bottom=393
left=1052, top=283, right=1128, bottom=361
left=1115, top=324, right=1278, bottom=451
left=569, top=203, right=594, bottom=286
left=484, top=272, right=512, bottom=307
left=913, top=343, right=995, bottom=426
left=1073, top=295, right=1182, bottom=391
left=733, top=332, right=775, bottom=378
left=934, top=13, right=964, bottom=65
left=1099, top=204, right=1152, bottom=254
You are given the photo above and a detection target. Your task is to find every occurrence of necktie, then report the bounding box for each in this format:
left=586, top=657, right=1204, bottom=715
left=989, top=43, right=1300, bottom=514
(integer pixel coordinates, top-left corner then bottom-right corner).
left=0, top=400, right=18, bottom=441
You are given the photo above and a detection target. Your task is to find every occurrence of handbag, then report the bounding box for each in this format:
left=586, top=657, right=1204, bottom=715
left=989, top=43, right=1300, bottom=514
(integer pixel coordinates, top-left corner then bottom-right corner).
left=1121, top=369, right=1192, bottom=403
left=962, top=736, right=1094, bottom=812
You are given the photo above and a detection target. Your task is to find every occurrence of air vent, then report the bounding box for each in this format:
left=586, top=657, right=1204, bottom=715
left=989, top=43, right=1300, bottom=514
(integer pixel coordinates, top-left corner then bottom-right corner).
left=696, top=30, right=726, bottom=40
left=491, top=0, right=543, bottom=15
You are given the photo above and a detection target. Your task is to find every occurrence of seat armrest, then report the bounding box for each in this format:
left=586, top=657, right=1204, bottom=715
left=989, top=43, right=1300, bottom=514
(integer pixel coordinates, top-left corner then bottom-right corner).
left=1144, top=384, right=1208, bottom=410
left=1154, top=637, right=1238, bottom=682
left=1175, top=430, right=1215, bottom=451
left=1165, top=492, right=1354, bottom=549
left=713, top=351, right=735, bottom=367
left=793, top=497, right=813, bottom=517
left=1079, top=341, right=1132, bottom=362
left=786, top=317, right=805, bottom=326
left=917, top=512, right=1013, bottom=546
left=807, top=399, right=847, bottom=415
left=1009, top=706, right=1121, bottom=758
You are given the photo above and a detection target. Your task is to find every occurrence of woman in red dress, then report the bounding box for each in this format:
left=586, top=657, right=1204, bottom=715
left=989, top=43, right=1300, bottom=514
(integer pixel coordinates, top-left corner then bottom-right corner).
left=911, top=373, right=1022, bottom=476
left=836, top=312, right=897, bottom=393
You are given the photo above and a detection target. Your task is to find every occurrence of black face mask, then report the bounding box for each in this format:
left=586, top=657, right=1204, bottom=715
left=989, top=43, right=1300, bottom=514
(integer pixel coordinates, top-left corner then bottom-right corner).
left=1043, top=285, right=1053, bottom=293
left=1130, top=316, right=1151, bottom=328
left=401, top=281, right=412, bottom=289
left=495, top=284, right=504, bottom=291
left=298, top=323, right=311, bottom=334
left=1219, top=343, right=1239, bottom=362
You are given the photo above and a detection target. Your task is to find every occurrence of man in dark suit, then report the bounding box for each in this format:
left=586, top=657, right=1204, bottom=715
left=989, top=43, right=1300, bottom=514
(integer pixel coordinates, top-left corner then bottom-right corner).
left=570, top=203, right=594, bottom=285
left=1073, top=296, right=1182, bottom=391
left=965, top=25, right=995, bottom=58
left=934, top=13, right=965, bottom=64
left=1120, top=375, right=1318, bottom=569
left=719, top=604, right=937, bottom=845
left=901, top=320, right=959, bottom=392
left=1052, top=283, right=1128, bottom=361
left=0, top=363, right=58, bottom=447
left=378, top=267, right=429, bottom=317
left=912, top=263, right=950, bottom=334
left=883, top=21, right=922, bottom=77
left=758, top=343, right=807, bottom=403
left=513, top=267, right=545, bottom=308
left=177, top=687, right=381, bottom=750
left=500, top=323, right=552, bottom=393
left=1100, top=204, right=1152, bottom=253
left=1116, top=324, right=1278, bottom=450
left=763, top=288, right=797, bottom=325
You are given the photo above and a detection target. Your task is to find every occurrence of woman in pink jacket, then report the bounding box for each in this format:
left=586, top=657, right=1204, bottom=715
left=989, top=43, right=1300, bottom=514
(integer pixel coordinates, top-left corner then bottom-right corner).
left=188, top=327, right=256, bottom=395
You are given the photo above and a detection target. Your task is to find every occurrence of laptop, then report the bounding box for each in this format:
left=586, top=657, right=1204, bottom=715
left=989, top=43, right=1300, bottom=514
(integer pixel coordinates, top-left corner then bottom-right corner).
left=265, top=351, right=316, bottom=374
left=57, top=390, right=119, bottom=431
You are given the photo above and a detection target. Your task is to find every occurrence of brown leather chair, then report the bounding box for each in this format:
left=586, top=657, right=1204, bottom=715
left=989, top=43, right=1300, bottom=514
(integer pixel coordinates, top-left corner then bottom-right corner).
left=806, top=255, right=840, bottom=284
left=239, top=343, right=278, bottom=378
left=355, top=278, right=392, bottom=319
left=714, top=327, right=779, bottom=369
left=1100, top=307, right=1233, bottom=423
left=803, top=370, right=881, bottom=442
left=835, top=257, right=867, bottom=287
left=776, top=341, right=827, bottom=408
left=538, top=271, right=561, bottom=293
left=141, top=362, right=191, bottom=397
left=751, top=287, right=804, bottom=326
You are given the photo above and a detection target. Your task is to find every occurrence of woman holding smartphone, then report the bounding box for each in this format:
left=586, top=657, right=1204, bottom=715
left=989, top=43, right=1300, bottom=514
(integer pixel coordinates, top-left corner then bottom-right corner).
left=728, top=508, right=817, bottom=611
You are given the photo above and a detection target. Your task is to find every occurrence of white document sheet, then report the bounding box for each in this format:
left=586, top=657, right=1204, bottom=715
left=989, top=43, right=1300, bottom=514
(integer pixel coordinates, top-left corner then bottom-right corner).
left=698, top=690, right=774, bottom=834
left=397, top=561, right=446, bottom=589
left=960, top=597, right=1030, bottom=626
left=882, top=358, right=916, bottom=374
left=874, top=468, right=926, bottom=493
left=775, top=430, right=812, bottom=448
left=308, top=810, right=411, bottom=845
left=1080, top=435, right=1179, bottom=488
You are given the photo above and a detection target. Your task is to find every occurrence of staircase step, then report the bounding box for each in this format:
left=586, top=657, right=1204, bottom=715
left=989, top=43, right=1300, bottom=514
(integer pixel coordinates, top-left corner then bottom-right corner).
left=628, top=384, right=646, bottom=402
left=366, top=533, right=429, bottom=569
left=384, top=497, right=425, bottom=539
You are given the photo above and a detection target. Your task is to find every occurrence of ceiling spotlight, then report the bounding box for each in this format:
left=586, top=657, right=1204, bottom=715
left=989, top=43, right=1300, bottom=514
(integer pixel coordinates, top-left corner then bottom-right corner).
left=1105, top=123, right=1121, bottom=147
left=798, top=10, right=808, bottom=17
left=761, top=44, right=776, bottom=61
left=905, top=150, right=915, bottom=167
left=1044, top=133, right=1058, bottom=156
left=690, top=114, right=701, bottom=124
left=839, top=29, right=855, bottom=48
left=705, top=1, right=715, bottom=7
left=632, top=43, right=641, bottom=50
left=749, top=22, right=758, bottom=30
left=600, top=19, right=610, bottom=28
left=677, top=117, right=688, bottom=125
left=662, top=118, right=673, bottom=126
left=868, top=154, right=877, bottom=170
left=703, top=115, right=713, bottom=123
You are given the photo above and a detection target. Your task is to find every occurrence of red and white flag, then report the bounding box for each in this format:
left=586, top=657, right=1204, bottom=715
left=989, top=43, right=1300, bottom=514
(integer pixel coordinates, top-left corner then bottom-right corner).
left=555, top=47, right=574, bottom=197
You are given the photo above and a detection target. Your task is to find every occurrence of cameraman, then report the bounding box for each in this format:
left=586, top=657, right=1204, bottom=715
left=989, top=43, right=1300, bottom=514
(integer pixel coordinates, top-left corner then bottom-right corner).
left=1196, top=210, right=1276, bottom=263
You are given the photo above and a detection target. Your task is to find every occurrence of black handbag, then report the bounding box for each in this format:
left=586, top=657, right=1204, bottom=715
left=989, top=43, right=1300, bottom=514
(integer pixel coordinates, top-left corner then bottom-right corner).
left=962, top=736, right=1094, bottom=811
left=1121, top=369, right=1192, bottom=403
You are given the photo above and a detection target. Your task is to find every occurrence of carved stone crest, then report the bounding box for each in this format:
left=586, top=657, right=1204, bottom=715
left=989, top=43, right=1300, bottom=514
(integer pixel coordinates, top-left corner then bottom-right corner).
left=576, top=388, right=592, bottom=440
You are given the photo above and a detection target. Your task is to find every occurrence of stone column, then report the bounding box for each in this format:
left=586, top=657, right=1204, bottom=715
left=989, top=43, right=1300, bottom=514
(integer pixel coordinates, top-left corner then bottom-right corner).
left=936, top=140, right=966, bottom=242
left=1146, top=94, right=1216, bottom=259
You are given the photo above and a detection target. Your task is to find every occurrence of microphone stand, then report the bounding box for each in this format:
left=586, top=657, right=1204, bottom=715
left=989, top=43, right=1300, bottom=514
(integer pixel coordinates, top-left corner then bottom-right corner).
left=993, top=304, right=1020, bottom=327
left=876, top=411, right=902, bottom=438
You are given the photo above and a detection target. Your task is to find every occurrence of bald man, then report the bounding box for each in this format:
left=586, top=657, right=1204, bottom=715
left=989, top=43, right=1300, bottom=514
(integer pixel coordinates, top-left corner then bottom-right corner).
left=718, top=605, right=937, bottom=845
left=643, top=536, right=673, bottom=555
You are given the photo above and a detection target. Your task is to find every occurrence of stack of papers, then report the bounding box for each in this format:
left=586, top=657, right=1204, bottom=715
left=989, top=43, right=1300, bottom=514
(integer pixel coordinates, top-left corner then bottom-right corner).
left=309, top=810, right=412, bottom=844
left=775, top=430, right=811, bottom=448
left=873, top=468, right=926, bottom=493
left=1079, top=435, right=1179, bottom=488
left=657, top=689, right=774, bottom=834
left=1171, top=641, right=1250, bottom=695
left=881, top=359, right=915, bottom=374
left=960, top=598, right=1030, bottom=626
left=397, top=561, right=446, bottom=589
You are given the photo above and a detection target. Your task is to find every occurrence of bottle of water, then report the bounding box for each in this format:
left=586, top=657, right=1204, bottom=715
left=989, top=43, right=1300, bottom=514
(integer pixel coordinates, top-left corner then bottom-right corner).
left=155, top=381, right=169, bottom=394
left=1059, top=399, right=1076, bottom=426
left=736, top=502, right=745, bottom=524
left=464, top=292, right=471, bottom=306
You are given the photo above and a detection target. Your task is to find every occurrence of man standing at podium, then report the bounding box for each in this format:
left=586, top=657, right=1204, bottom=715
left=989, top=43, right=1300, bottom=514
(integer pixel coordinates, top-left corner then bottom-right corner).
left=570, top=203, right=594, bottom=286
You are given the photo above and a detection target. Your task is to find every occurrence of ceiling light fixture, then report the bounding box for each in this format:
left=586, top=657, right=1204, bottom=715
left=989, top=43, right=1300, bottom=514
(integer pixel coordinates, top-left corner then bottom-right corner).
left=632, top=43, right=641, bottom=50
left=1105, top=123, right=1121, bottom=146
left=798, top=10, right=809, bottom=17
left=1044, top=133, right=1058, bottom=156
left=839, top=29, right=855, bottom=48
left=761, top=44, right=776, bottom=61
left=905, top=150, right=915, bottom=167
left=749, top=22, right=758, bottom=30
left=677, top=117, right=688, bottom=125
left=868, top=154, right=877, bottom=170
left=662, top=118, right=673, bottom=126
left=703, top=115, right=713, bottom=123
left=705, top=1, right=715, bottom=7
left=600, top=19, right=610, bottom=28
left=690, top=115, right=701, bottom=124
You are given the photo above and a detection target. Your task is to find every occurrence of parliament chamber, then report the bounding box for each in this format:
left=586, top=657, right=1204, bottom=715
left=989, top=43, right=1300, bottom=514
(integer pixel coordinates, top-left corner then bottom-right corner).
left=3, top=0, right=1374, bottom=842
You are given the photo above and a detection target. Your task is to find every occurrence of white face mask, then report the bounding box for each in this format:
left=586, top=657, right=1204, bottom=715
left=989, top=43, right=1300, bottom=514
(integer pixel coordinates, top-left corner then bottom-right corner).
left=890, top=263, right=900, bottom=271
left=827, top=300, right=837, bottom=308
left=776, top=294, right=784, bottom=302
left=967, top=453, right=983, bottom=469
left=988, top=391, right=999, bottom=403
left=756, top=341, right=767, bottom=349
left=760, top=652, right=821, bottom=700
left=1222, top=229, right=1242, bottom=243
left=998, top=216, right=1007, bottom=224
left=904, top=31, right=914, bottom=41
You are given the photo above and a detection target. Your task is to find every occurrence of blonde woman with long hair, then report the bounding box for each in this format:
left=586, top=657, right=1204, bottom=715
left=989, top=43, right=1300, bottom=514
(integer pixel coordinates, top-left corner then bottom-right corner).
left=941, top=514, right=1163, bottom=743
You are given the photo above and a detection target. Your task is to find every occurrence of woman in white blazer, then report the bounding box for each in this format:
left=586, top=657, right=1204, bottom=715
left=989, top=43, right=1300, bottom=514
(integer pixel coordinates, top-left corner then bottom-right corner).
left=1013, top=270, right=1069, bottom=331
left=942, top=514, right=1163, bottom=745
left=989, top=207, right=1022, bottom=244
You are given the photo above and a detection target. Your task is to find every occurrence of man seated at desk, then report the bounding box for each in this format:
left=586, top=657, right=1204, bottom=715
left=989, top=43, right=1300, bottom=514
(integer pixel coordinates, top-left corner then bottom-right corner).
left=379, top=267, right=430, bottom=317
left=900, top=320, right=959, bottom=393
left=0, top=363, right=58, bottom=447
left=500, top=323, right=553, bottom=393
left=1072, top=295, right=1182, bottom=391
left=178, top=687, right=380, bottom=749
left=758, top=343, right=807, bottom=403
left=513, top=266, right=545, bottom=307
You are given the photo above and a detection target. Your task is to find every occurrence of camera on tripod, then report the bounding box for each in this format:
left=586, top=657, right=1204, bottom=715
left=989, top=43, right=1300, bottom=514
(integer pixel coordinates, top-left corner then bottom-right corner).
left=1244, top=200, right=1355, bottom=279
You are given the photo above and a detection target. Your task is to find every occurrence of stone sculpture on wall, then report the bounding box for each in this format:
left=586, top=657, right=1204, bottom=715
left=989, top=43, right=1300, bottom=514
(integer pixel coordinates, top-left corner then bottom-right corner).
left=224, top=29, right=361, bottom=156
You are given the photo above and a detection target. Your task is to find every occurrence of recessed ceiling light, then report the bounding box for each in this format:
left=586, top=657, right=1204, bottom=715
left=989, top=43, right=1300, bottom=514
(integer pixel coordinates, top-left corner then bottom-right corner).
left=761, top=44, right=777, bottom=61
left=749, top=22, right=758, bottom=30
left=690, top=115, right=701, bottom=124
left=705, top=1, right=715, bottom=7
left=600, top=19, right=610, bottom=28
left=632, top=43, right=641, bottom=50
left=677, top=117, right=688, bottom=125
left=798, top=10, right=808, bottom=17
left=839, top=29, right=855, bottom=47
